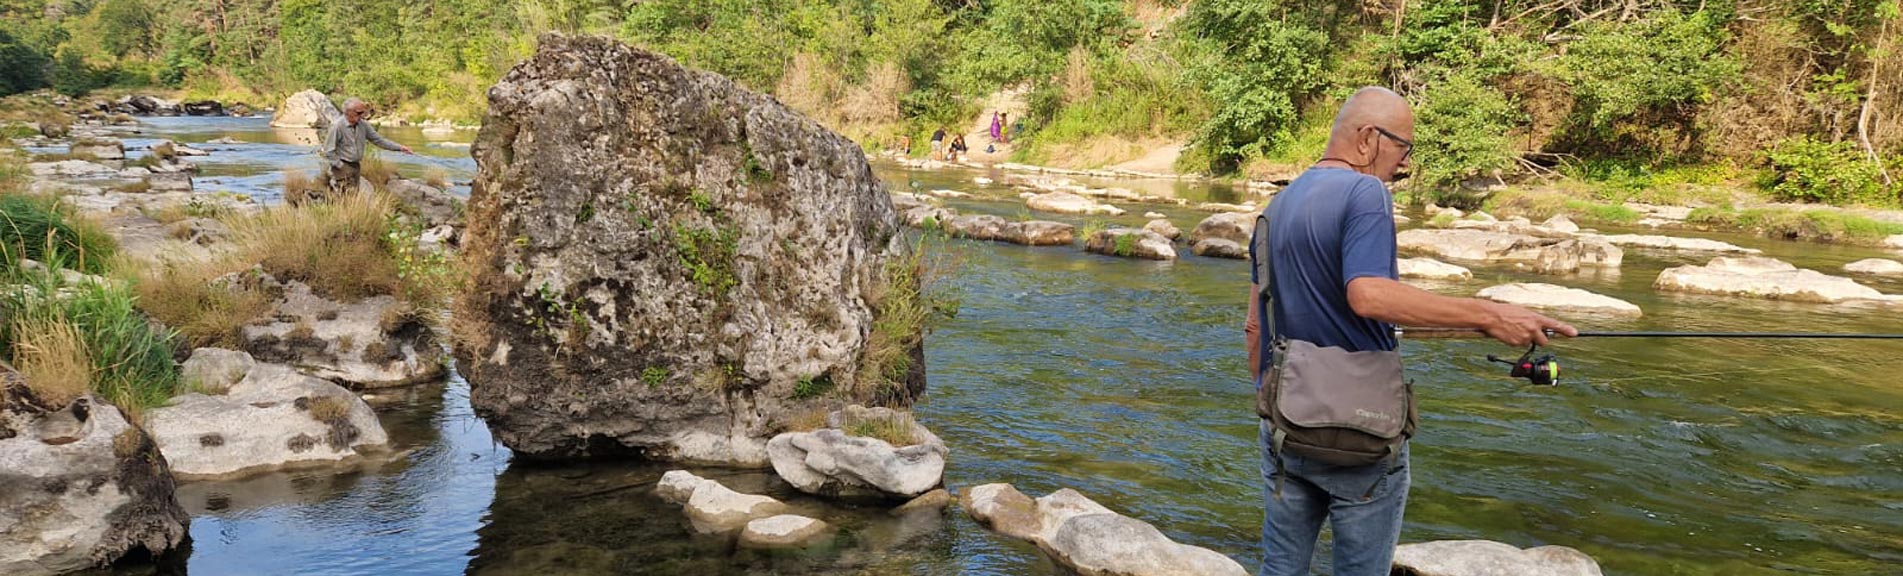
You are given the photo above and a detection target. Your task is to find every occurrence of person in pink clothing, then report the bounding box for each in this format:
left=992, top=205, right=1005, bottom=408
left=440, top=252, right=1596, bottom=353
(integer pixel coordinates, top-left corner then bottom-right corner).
left=989, top=112, right=1003, bottom=142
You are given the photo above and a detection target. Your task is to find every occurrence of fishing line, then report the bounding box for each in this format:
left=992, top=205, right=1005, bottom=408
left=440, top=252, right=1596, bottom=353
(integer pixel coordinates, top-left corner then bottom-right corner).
left=1397, top=327, right=1903, bottom=386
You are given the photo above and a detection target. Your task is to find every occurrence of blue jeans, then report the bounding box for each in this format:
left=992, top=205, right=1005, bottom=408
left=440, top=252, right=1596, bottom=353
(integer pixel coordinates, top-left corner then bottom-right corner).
left=1258, top=420, right=1409, bottom=576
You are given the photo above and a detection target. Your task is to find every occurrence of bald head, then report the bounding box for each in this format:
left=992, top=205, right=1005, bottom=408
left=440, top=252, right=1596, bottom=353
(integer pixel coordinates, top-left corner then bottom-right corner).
left=1319, top=87, right=1415, bottom=183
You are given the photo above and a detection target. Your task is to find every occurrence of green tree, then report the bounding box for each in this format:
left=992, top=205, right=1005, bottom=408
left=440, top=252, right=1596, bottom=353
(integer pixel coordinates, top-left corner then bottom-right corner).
left=91, top=0, right=156, bottom=58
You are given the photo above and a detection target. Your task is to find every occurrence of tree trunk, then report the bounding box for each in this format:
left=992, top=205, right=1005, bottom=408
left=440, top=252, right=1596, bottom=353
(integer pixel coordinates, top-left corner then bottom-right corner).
left=1860, top=14, right=1894, bottom=187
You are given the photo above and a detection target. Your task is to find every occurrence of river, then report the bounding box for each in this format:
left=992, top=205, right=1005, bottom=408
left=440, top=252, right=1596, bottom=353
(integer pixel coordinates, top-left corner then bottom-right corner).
left=83, top=116, right=1903, bottom=575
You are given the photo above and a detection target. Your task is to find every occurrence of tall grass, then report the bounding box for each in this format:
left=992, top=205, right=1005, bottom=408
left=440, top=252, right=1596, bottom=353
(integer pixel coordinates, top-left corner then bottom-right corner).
left=0, top=193, right=118, bottom=274
left=128, top=258, right=273, bottom=349
left=9, top=315, right=92, bottom=409
left=0, top=249, right=182, bottom=415
left=226, top=192, right=403, bottom=301
left=858, top=232, right=960, bottom=403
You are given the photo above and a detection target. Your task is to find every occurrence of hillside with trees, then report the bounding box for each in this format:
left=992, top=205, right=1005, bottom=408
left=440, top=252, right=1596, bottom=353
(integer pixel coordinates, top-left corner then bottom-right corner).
left=1, top=0, right=1898, bottom=206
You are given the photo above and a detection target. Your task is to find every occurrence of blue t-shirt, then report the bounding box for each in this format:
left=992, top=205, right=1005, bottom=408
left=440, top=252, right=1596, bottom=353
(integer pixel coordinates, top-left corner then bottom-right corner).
left=1249, top=167, right=1399, bottom=358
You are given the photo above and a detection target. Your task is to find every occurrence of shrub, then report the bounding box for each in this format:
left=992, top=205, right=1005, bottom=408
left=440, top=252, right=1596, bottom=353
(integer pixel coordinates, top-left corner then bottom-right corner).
left=1410, top=72, right=1519, bottom=195
left=859, top=233, right=958, bottom=403
left=128, top=259, right=273, bottom=349
left=226, top=192, right=403, bottom=301
left=1760, top=137, right=1893, bottom=206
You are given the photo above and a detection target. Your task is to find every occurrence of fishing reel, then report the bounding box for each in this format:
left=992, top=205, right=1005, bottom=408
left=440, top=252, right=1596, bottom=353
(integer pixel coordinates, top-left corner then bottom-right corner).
left=1487, top=344, right=1561, bottom=386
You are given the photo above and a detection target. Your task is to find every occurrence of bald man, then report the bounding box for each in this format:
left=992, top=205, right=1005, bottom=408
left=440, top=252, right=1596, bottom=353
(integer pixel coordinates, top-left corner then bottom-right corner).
left=1244, top=87, right=1574, bottom=576
left=319, top=98, right=412, bottom=199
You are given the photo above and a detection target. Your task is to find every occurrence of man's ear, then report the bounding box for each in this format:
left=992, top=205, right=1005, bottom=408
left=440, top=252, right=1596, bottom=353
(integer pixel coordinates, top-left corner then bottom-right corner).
left=1354, top=125, right=1377, bottom=159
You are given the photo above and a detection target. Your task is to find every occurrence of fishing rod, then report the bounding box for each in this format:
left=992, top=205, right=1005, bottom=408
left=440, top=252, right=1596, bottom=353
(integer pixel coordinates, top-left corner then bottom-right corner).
left=1396, top=327, right=1903, bottom=386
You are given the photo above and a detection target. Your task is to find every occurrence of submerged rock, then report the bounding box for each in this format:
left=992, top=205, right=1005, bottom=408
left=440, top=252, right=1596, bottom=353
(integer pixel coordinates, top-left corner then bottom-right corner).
left=241, top=277, right=445, bottom=389
left=144, top=356, right=390, bottom=479
left=1027, top=192, right=1125, bottom=216
left=962, top=484, right=1247, bottom=576
left=766, top=405, right=947, bottom=499
left=1844, top=258, right=1903, bottom=276
left=1086, top=229, right=1177, bottom=261
left=1392, top=539, right=1603, bottom=576
left=1583, top=234, right=1760, bottom=254
left=1400, top=257, right=1473, bottom=281
left=271, top=89, right=339, bottom=129
left=739, top=514, right=833, bottom=548
left=1476, top=283, right=1642, bottom=318
left=1655, top=256, right=1890, bottom=304
left=0, top=389, right=189, bottom=576
left=656, top=470, right=789, bottom=533
left=1398, top=229, right=1622, bottom=274
left=455, top=35, right=923, bottom=464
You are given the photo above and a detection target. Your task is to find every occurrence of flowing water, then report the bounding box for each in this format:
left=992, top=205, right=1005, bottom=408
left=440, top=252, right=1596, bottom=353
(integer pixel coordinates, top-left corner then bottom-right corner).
left=89, top=117, right=1903, bottom=575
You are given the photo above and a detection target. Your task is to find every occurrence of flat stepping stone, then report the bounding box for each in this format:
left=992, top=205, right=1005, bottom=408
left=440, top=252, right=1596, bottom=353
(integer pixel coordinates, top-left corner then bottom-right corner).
left=1477, top=283, right=1641, bottom=318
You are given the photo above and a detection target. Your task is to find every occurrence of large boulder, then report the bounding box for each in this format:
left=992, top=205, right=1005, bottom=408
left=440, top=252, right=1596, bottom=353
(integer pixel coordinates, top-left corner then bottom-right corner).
left=1027, top=192, right=1125, bottom=216
left=1143, top=219, right=1182, bottom=241
left=1392, top=540, right=1603, bottom=576
left=1475, top=283, right=1641, bottom=318
left=1398, top=229, right=1622, bottom=274
left=1192, top=238, right=1246, bottom=259
left=1655, top=257, right=1891, bottom=303
left=962, top=484, right=1247, bottom=576
left=270, top=89, right=340, bottom=129
left=143, top=356, right=391, bottom=479
left=1188, top=211, right=1254, bottom=246
left=1, top=388, right=189, bottom=575
left=454, top=34, right=923, bottom=464
left=1086, top=229, right=1177, bottom=261
left=766, top=405, right=947, bottom=499
left=1003, top=221, right=1076, bottom=246
left=943, top=214, right=1008, bottom=241
left=241, top=275, right=445, bottom=389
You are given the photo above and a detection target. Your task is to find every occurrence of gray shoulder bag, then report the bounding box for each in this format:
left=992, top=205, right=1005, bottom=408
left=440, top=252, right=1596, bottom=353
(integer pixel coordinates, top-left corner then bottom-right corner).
left=1252, top=213, right=1416, bottom=482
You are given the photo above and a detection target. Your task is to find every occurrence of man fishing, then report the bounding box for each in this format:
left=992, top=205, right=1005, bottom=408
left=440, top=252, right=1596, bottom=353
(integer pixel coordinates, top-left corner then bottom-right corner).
left=319, top=98, right=412, bottom=199
left=1245, top=86, right=1576, bottom=576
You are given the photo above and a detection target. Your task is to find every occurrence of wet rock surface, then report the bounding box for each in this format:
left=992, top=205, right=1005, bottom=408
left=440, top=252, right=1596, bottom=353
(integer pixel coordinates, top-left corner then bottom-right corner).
left=1391, top=540, right=1604, bottom=576
left=766, top=405, right=947, bottom=499
left=455, top=34, right=922, bottom=464
left=144, top=353, right=390, bottom=479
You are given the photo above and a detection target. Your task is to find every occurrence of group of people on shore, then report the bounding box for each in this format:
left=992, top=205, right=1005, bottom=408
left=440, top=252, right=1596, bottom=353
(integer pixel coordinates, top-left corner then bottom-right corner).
left=890, top=111, right=1017, bottom=162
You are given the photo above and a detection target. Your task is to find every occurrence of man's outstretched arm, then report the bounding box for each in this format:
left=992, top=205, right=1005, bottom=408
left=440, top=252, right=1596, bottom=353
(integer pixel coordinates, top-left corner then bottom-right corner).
left=1347, top=277, right=1576, bottom=347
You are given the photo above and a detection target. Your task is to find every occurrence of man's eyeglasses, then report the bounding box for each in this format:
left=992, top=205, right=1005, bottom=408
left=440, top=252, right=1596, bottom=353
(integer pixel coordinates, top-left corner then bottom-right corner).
left=1374, top=126, right=1413, bottom=163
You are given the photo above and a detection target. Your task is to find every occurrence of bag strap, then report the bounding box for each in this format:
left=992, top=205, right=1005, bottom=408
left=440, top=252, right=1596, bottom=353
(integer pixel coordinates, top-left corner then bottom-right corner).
left=1251, top=212, right=1277, bottom=375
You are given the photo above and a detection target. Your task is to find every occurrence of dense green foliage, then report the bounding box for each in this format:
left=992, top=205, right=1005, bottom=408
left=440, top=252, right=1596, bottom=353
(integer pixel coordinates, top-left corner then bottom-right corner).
left=1, top=0, right=1898, bottom=203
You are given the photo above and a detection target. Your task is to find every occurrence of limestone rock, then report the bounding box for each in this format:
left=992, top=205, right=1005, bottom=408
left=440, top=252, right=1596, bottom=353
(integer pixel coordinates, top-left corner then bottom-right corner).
left=271, top=89, right=339, bottom=129
left=944, top=214, right=1008, bottom=241
left=146, top=172, right=192, bottom=193
left=455, top=34, right=922, bottom=464
left=29, top=160, right=116, bottom=177
left=70, top=138, right=125, bottom=161
left=656, top=470, right=709, bottom=505
left=143, top=361, right=390, bottom=478
left=1195, top=202, right=1254, bottom=213
left=1143, top=211, right=1167, bottom=219
left=895, top=488, right=952, bottom=513
left=1034, top=489, right=1117, bottom=543
left=1540, top=215, right=1579, bottom=234
left=1392, top=540, right=1603, bottom=576
left=739, top=514, right=833, bottom=548
left=385, top=177, right=465, bottom=228
left=1189, top=212, right=1254, bottom=246
left=1027, top=192, right=1124, bottom=216
left=1885, top=234, right=1903, bottom=249
left=1476, top=283, right=1641, bottom=318
left=181, top=347, right=256, bottom=394
left=242, top=278, right=445, bottom=389
left=1844, top=258, right=1903, bottom=276
left=766, top=405, right=947, bottom=499
left=1192, top=238, right=1246, bottom=259
left=1397, top=229, right=1622, bottom=274
left=1004, top=221, right=1076, bottom=246
left=684, top=477, right=788, bottom=533
left=0, top=390, right=189, bottom=576
left=1143, top=219, right=1181, bottom=241
left=1086, top=229, right=1177, bottom=260
left=1400, top=258, right=1473, bottom=281
left=959, top=483, right=1039, bottom=541
left=1584, top=234, right=1760, bottom=254
left=1655, top=257, right=1890, bottom=303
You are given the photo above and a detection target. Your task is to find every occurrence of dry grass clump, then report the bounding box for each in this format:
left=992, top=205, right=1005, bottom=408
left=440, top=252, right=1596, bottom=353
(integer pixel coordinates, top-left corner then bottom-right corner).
left=423, top=168, right=449, bottom=190
left=9, top=316, right=92, bottom=410
left=227, top=191, right=402, bottom=300
left=858, top=236, right=959, bottom=403
left=844, top=413, right=919, bottom=446
left=306, top=394, right=351, bottom=424
left=282, top=169, right=323, bottom=206
left=359, top=155, right=396, bottom=190
left=128, top=259, right=272, bottom=349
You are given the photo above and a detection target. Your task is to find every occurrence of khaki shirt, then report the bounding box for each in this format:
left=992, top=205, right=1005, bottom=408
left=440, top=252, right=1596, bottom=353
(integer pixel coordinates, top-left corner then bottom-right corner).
left=320, top=117, right=402, bottom=166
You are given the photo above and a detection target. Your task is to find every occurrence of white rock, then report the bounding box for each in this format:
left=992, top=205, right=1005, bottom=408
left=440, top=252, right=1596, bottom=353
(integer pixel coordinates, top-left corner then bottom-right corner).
left=1143, top=219, right=1181, bottom=241
left=1584, top=234, right=1760, bottom=254
left=29, top=160, right=116, bottom=177
left=146, top=172, right=192, bottom=193
left=1392, top=540, right=1604, bottom=576
left=143, top=362, right=390, bottom=479
left=973, top=176, right=994, bottom=185
left=1885, top=234, right=1903, bottom=249
left=1398, top=229, right=1622, bottom=274
left=739, top=515, right=832, bottom=548
left=1467, top=211, right=1499, bottom=223
left=270, top=89, right=340, bottom=129
left=240, top=280, right=446, bottom=389
left=1195, top=202, right=1254, bottom=213
left=70, top=139, right=124, bottom=161
left=1399, top=258, right=1473, bottom=281
left=656, top=470, right=709, bottom=505
left=1541, top=214, right=1580, bottom=234
left=683, top=478, right=788, bottom=533
left=1654, top=257, right=1889, bottom=303
left=1477, top=283, right=1642, bottom=318
left=927, top=188, right=971, bottom=199
left=961, top=483, right=1040, bottom=541
left=765, top=405, right=947, bottom=499
left=1004, top=221, right=1076, bottom=246
left=1844, top=258, right=1903, bottom=276
left=1034, top=489, right=1117, bottom=543
left=1189, top=212, right=1254, bottom=246
left=1027, top=192, right=1122, bottom=216
left=181, top=347, right=256, bottom=393
left=1086, top=229, right=1177, bottom=261
left=1143, top=211, right=1167, bottom=219
left=1192, top=238, right=1246, bottom=259
left=1043, top=513, right=1250, bottom=576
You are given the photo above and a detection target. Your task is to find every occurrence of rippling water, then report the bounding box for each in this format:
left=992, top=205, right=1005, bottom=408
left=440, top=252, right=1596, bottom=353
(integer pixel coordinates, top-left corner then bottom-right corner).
left=89, top=117, right=1903, bottom=575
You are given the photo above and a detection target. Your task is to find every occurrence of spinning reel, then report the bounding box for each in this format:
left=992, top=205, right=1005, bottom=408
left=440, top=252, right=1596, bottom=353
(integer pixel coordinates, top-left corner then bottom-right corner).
left=1487, top=344, right=1561, bottom=386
